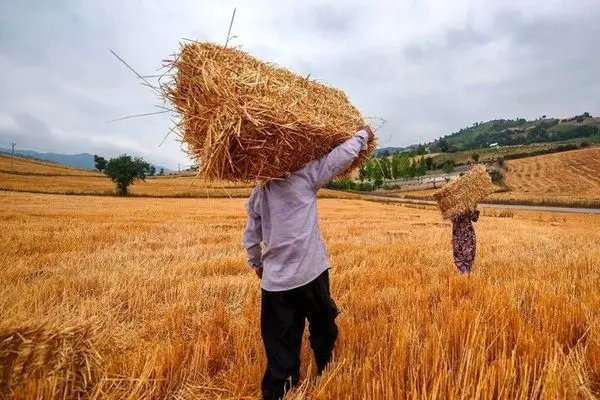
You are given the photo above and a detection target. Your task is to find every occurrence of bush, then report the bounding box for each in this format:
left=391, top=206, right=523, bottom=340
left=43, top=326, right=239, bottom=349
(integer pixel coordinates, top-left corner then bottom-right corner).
left=324, top=179, right=375, bottom=192
left=358, top=182, right=375, bottom=192
left=489, top=169, right=504, bottom=184
left=497, top=157, right=505, bottom=167
left=471, top=153, right=480, bottom=162
left=442, top=160, right=455, bottom=174
left=324, top=179, right=356, bottom=191
left=580, top=141, right=590, bottom=148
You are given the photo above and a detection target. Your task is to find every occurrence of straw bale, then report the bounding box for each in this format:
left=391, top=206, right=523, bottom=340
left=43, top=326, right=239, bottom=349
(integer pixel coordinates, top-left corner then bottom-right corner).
left=161, top=42, right=376, bottom=182
left=433, top=166, right=495, bottom=219
left=0, top=321, right=102, bottom=398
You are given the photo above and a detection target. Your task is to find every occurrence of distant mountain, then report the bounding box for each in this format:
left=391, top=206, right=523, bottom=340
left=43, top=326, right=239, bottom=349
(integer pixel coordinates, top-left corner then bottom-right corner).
left=373, top=146, right=409, bottom=157
left=0, top=148, right=171, bottom=172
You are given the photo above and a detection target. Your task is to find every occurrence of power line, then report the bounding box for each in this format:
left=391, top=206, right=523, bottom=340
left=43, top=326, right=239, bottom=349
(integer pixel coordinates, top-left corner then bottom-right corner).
left=10, top=142, right=16, bottom=172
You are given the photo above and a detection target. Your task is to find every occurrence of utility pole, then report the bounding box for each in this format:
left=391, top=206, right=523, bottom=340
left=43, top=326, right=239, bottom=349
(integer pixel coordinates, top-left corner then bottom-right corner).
left=10, top=142, right=16, bottom=172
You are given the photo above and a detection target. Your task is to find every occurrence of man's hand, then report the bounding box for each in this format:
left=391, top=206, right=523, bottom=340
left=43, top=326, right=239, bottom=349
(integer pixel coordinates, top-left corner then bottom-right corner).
left=255, top=267, right=263, bottom=279
left=359, top=125, right=374, bottom=141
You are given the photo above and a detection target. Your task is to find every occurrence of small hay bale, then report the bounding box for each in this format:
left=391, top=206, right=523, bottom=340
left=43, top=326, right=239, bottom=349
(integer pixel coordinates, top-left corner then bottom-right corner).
left=0, top=321, right=103, bottom=399
left=433, top=166, right=495, bottom=219
left=161, top=42, right=376, bottom=182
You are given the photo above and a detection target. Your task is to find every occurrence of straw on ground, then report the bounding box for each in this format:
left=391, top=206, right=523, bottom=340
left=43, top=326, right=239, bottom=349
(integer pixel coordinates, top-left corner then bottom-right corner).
left=1, top=191, right=600, bottom=399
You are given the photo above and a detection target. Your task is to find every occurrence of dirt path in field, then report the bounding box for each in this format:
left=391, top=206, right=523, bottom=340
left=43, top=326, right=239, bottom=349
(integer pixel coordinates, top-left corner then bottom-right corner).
left=360, top=194, right=600, bottom=214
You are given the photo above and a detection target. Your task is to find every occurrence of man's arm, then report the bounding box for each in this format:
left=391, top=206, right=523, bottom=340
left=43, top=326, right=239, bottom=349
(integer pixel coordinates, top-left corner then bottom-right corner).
left=242, top=201, right=263, bottom=270
left=303, top=127, right=373, bottom=190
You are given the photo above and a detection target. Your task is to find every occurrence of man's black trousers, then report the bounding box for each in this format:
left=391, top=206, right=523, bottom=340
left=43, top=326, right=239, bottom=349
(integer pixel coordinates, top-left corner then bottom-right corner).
left=261, top=269, right=339, bottom=400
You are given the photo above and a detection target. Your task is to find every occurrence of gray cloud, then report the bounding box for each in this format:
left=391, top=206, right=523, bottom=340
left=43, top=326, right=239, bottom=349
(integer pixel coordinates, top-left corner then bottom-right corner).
left=0, top=0, right=599, bottom=168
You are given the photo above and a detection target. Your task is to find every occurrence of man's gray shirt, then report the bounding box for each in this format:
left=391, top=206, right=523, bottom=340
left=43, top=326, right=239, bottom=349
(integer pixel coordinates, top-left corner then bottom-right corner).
left=243, top=130, right=369, bottom=291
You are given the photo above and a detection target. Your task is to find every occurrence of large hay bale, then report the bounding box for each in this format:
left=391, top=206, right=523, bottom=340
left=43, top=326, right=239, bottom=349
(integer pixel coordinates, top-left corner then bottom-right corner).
left=161, top=42, right=376, bottom=182
left=0, top=321, right=102, bottom=399
left=433, top=166, right=495, bottom=219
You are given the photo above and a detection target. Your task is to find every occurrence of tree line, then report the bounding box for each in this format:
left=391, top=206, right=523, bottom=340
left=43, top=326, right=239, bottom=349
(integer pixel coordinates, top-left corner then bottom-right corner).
left=358, top=155, right=455, bottom=184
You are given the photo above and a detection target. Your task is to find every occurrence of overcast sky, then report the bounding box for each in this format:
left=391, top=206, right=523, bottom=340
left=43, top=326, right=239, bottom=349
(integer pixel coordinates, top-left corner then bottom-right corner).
left=1, top=0, right=599, bottom=168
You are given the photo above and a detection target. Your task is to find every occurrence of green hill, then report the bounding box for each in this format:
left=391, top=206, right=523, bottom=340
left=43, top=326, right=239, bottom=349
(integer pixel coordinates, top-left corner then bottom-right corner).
left=428, top=113, right=599, bottom=153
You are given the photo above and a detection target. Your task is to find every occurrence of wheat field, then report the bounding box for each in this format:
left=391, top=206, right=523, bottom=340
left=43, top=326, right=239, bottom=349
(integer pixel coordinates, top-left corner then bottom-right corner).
left=0, top=155, right=102, bottom=176
left=2, top=191, right=600, bottom=399
left=489, top=148, right=600, bottom=207
left=393, top=148, right=600, bottom=208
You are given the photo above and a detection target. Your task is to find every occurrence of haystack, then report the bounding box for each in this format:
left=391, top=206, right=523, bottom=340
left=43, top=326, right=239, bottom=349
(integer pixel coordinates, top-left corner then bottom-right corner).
left=0, top=321, right=102, bottom=398
left=433, top=166, right=495, bottom=219
left=161, top=42, right=376, bottom=182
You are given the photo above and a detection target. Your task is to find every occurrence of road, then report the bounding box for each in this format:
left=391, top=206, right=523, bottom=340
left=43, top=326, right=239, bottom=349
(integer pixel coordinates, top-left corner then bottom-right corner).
left=361, top=195, right=600, bottom=214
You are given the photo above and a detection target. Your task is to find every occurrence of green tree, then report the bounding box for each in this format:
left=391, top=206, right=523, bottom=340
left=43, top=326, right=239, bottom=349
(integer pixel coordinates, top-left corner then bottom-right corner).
left=416, top=157, right=426, bottom=176
left=159, top=168, right=165, bottom=176
left=150, top=166, right=156, bottom=176
left=442, top=160, right=455, bottom=174
left=424, top=157, right=434, bottom=171
left=359, top=164, right=367, bottom=182
left=104, top=154, right=152, bottom=196
left=94, top=155, right=107, bottom=172
left=438, top=138, right=450, bottom=153
left=378, top=157, right=392, bottom=180
left=391, top=155, right=402, bottom=179
left=407, top=160, right=417, bottom=178
left=372, top=161, right=383, bottom=182
left=399, top=156, right=411, bottom=178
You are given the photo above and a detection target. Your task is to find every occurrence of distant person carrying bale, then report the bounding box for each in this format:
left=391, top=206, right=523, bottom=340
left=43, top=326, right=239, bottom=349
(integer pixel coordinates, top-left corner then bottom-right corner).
left=433, top=166, right=495, bottom=274
left=161, top=41, right=376, bottom=400
left=451, top=208, right=480, bottom=273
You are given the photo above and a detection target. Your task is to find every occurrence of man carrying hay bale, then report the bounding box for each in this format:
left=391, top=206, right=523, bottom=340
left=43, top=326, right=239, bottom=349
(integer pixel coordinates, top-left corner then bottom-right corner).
left=243, top=126, right=374, bottom=400
left=162, top=41, right=376, bottom=398
left=433, top=166, right=494, bottom=274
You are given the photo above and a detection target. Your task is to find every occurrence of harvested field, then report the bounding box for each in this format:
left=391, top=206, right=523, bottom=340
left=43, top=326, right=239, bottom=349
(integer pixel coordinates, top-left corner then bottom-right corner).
left=489, top=148, right=600, bottom=207
left=2, top=192, right=600, bottom=399
left=0, top=157, right=361, bottom=199
left=382, top=149, right=600, bottom=209
left=0, top=155, right=101, bottom=176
